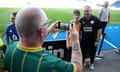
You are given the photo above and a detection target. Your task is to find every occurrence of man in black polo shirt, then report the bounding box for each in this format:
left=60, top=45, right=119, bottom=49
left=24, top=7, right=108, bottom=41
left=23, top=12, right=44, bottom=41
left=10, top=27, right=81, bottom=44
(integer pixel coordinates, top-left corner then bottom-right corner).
left=80, top=5, right=102, bottom=70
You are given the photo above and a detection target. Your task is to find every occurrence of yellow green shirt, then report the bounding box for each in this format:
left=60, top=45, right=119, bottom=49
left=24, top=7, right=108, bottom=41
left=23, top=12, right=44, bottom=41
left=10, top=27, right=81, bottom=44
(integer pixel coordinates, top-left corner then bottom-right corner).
left=5, top=41, right=76, bottom=72
left=0, top=38, right=3, bottom=46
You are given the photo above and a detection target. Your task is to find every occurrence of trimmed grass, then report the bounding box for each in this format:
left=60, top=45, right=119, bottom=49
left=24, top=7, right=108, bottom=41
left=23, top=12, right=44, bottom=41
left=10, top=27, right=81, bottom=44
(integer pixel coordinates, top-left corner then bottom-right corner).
left=0, top=8, right=120, bottom=34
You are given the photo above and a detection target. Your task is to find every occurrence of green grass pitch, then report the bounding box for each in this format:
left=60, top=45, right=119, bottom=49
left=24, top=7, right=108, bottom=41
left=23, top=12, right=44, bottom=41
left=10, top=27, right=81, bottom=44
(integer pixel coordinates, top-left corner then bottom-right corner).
left=0, top=8, right=120, bottom=34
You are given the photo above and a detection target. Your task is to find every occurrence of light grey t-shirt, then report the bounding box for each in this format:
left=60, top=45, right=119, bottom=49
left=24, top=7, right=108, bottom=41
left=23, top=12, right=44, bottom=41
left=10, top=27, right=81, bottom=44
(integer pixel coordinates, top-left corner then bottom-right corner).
left=99, top=7, right=110, bottom=22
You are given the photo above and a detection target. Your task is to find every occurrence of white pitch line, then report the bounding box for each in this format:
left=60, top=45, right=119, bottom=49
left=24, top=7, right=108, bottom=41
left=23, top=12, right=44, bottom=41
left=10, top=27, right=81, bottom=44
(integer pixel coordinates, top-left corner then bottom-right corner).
left=104, top=39, right=118, bottom=49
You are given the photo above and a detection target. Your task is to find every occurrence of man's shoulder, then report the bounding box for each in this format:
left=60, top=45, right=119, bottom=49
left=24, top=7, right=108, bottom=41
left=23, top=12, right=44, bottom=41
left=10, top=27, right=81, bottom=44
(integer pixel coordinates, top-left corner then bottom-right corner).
left=80, top=17, right=85, bottom=21
left=7, top=23, right=13, bottom=26
left=6, top=24, right=14, bottom=29
left=44, top=52, right=59, bottom=61
left=8, top=41, right=18, bottom=48
left=107, top=8, right=110, bottom=12
left=101, top=7, right=110, bottom=11
left=91, top=15, right=99, bottom=20
left=44, top=52, right=69, bottom=64
left=5, top=41, right=18, bottom=54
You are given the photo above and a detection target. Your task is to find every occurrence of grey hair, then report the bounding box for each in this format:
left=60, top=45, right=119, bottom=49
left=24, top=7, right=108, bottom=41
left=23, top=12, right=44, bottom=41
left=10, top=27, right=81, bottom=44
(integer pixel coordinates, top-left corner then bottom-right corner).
left=84, top=5, right=91, bottom=10
left=15, top=8, right=48, bottom=38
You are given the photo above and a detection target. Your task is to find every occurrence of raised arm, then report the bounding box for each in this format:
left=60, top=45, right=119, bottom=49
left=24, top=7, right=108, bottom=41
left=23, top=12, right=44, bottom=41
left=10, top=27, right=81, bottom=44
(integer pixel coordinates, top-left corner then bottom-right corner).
left=69, top=23, right=83, bottom=72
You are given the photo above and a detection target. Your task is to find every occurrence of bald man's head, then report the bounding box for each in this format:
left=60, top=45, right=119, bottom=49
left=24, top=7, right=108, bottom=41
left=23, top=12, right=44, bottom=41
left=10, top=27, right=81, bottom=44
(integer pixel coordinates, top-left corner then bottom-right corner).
left=15, top=8, right=48, bottom=38
left=104, top=1, right=109, bottom=8
left=84, top=5, right=92, bottom=18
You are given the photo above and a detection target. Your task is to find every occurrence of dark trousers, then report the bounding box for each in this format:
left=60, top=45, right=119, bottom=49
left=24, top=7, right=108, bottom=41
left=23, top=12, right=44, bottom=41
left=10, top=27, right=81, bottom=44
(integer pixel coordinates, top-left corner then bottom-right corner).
left=101, top=22, right=107, bottom=34
left=66, top=47, right=72, bottom=62
left=80, top=39, right=97, bottom=64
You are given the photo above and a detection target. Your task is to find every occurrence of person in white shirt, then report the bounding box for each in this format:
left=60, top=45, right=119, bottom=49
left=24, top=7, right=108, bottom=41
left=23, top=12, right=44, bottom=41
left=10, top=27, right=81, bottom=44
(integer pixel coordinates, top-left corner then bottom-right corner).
left=99, top=1, right=110, bottom=35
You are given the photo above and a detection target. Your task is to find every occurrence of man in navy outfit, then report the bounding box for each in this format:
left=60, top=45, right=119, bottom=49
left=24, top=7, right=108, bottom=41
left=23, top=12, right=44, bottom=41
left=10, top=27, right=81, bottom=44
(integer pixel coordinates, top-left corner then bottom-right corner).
left=6, top=12, right=19, bottom=45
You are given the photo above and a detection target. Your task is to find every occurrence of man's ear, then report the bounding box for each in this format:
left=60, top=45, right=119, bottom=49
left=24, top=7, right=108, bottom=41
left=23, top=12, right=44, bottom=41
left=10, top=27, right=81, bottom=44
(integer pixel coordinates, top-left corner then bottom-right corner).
left=37, top=28, right=42, bottom=35
left=37, top=28, right=43, bottom=37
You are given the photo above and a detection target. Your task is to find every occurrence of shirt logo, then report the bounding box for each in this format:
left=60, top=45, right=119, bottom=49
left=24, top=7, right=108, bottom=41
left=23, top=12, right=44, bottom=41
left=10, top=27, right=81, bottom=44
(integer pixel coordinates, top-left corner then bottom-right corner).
left=12, top=34, right=18, bottom=40
left=9, top=30, right=12, bottom=32
left=82, top=21, right=85, bottom=24
left=90, top=20, right=94, bottom=24
left=83, top=27, right=93, bottom=32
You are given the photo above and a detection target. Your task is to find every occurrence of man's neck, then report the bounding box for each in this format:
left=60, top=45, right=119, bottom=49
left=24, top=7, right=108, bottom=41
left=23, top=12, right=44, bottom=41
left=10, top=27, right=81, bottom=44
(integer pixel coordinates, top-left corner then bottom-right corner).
left=85, top=16, right=91, bottom=20
left=19, top=39, right=43, bottom=48
left=104, top=6, right=108, bottom=8
left=74, top=18, right=79, bottom=21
